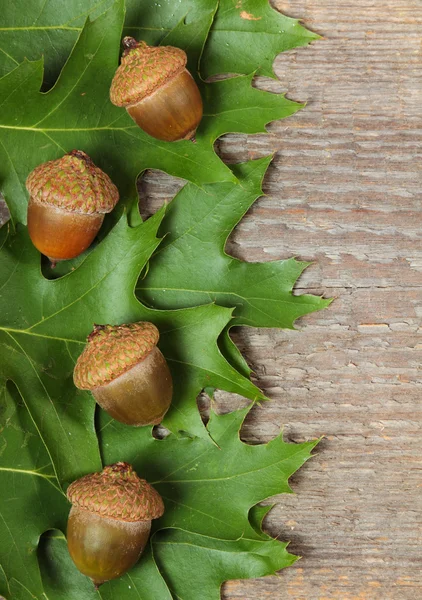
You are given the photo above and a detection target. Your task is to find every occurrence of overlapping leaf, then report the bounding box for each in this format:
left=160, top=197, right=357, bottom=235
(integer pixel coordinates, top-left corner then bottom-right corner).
left=0, top=211, right=267, bottom=481
left=100, top=405, right=317, bottom=541
left=38, top=523, right=296, bottom=600
left=1, top=389, right=315, bottom=599
left=0, top=0, right=317, bottom=82
left=0, top=0, right=215, bottom=83
left=0, top=206, right=305, bottom=598
left=0, top=170, right=324, bottom=598
left=138, top=157, right=330, bottom=327
left=0, top=0, right=230, bottom=227
left=26, top=408, right=314, bottom=599
left=0, top=0, right=308, bottom=228
left=202, top=0, right=319, bottom=77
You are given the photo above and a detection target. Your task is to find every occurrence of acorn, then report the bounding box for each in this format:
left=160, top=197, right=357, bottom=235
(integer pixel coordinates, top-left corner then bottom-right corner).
left=73, top=322, right=173, bottom=426
left=26, top=150, right=119, bottom=264
left=66, top=462, right=164, bottom=587
left=110, top=37, right=203, bottom=142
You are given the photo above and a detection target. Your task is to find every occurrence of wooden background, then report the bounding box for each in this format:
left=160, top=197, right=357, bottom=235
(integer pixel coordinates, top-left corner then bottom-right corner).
left=1, top=0, right=420, bottom=598
left=226, top=0, right=422, bottom=597
left=143, top=0, right=422, bottom=597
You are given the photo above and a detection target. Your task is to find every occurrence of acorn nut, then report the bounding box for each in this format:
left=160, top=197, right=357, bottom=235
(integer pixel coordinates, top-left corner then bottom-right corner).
left=73, top=322, right=173, bottom=426
left=66, top=462, right=164, bottom=587
left=110, top=37, right=203, bottom=142
left=26, top=150, right=119, bottom=264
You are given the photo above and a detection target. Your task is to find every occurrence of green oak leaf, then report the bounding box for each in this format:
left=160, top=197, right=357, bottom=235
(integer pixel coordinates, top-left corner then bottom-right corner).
left=38, top=527, right=295, bottom=600
left=0, top=0, right=306, bottom=229
left=138, top=157, right=331, bottom=327
left=0, top=384, right=68, bottom=600
left=1, top=162, right=318, bottom=597
left=0, top=0, right=233, bottom=228
left=38, top=528, right=296, bottom=600
left=0, top=212, right=267, bottom=488
left=1, top=391, right=315, bottom=599
left=153, top=528, right=296, bottom=600
left=100, top=405, right=317, bottom=541
left=0, top=202, right=300, bottom=597
left=0, top=0, right=217, bottom=84
left=202, top=0, right=319, bottom=78
left=0, top=1, right=318, bottom=83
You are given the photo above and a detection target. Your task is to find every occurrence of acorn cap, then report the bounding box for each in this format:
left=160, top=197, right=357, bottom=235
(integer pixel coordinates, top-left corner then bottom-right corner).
left=67, top=462, right=164, bottom=522
left=73, top=322, right=160, bottom=390
left=26, top=150, right=119, bottom=215
left=110, top=37, right=187, bottom=108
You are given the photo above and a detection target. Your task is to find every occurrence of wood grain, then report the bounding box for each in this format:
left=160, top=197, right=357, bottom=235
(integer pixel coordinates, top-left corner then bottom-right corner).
left=2, top=0, right=421, bottom=598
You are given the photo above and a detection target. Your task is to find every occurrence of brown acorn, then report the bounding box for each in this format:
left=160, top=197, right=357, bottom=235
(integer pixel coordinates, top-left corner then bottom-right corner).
left=110, top=37, right=203, bottom=142
left=67, top=462, right=164, bottom=587
left=26, top=150, right=119, bottom=263
left=73, top=322, right=173, bottom=426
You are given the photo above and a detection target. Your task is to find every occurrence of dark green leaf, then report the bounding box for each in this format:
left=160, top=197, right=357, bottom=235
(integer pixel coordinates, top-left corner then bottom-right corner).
left=138, top=158, right=331, bottom=328
left=0, top=1, right=309, bottom=229
left=0, top=209, right=266, bottom=486
left=153, top=528, right=296, bottom=600
left=0, top=1, right=237, bottom=228
left=1, top=382, right=316, bottom=599
left=202, top=0, right=319, bottom=78
left=0, top=0, right=216, bottom=85
left=101, top=406, right=317, bottom=541
left=0, top=384, right=68, bottom=599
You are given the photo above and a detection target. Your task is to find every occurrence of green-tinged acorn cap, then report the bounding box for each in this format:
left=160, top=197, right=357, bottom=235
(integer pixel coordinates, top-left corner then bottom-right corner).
left=74, top=322, right=160, bottom=390
left=67, top=462, right=164, bottom=522
left=26, top=150, right=119, bottom=215
left=110, top=37, right=187, bottom=108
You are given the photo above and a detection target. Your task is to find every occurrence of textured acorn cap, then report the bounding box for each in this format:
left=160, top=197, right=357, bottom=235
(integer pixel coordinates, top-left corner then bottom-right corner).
left=110, top=37, right=187, bottom=108
left=26, top=150, right=119, bottom=215
left=67, top=462, right=164, bottom=522
left=73, top=322, right=160, bottom=390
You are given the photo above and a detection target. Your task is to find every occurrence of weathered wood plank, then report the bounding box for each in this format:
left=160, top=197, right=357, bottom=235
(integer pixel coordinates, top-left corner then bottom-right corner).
left=216, top=0, right=422, bottom=597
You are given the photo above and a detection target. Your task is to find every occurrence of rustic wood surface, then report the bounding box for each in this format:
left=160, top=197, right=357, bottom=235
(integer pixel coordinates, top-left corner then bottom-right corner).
left=143, top=0, right=422, bottom=597
left=1, top=0, right=420, bottom=598
left=226, top=0, right=422, bottom=596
